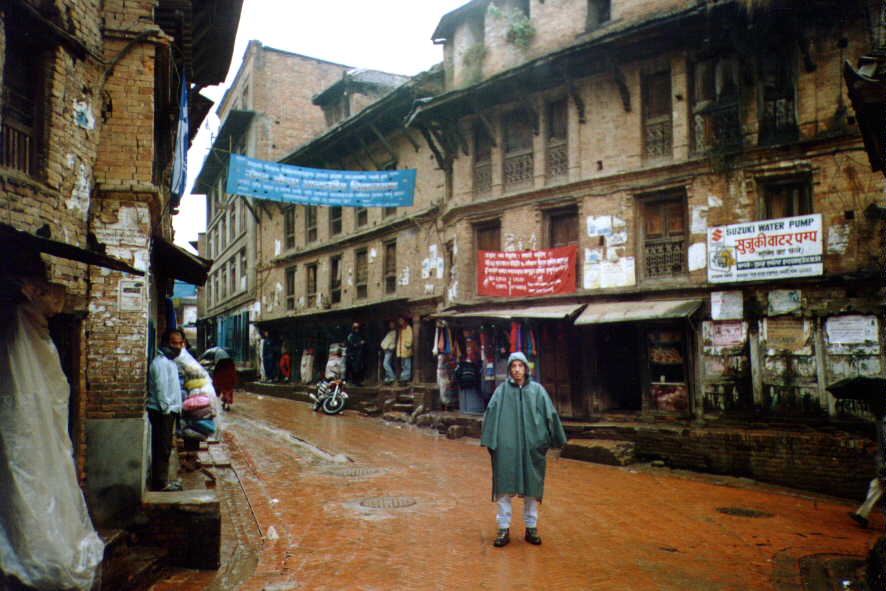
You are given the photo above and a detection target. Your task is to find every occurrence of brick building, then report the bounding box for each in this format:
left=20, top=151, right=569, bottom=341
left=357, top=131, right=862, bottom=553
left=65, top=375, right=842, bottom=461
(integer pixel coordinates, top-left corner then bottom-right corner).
left=192, top=42, right=352, bottom=369
left=231, top=0, right=884, bottom=496
left=1, top=0, right=240, bottom=525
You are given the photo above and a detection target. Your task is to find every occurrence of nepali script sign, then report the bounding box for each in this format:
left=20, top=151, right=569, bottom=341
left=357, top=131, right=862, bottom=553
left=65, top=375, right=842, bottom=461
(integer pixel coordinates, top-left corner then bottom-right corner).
left=707, top=214, right=822, bottom=283
left=478, top=247, right=576, bottom=297
left=226, top=153, right=416, bottom=207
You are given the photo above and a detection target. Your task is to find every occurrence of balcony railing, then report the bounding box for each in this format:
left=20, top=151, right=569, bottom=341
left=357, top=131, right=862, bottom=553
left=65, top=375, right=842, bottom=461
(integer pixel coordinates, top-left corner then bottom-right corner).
left=473, top=160, right=492, bottom=197
left=546, top=141, right=568, bottom=181
left=503, top=150, right=533, bottom=190
left=693, top=103, right=741, bottom=153
left=1, top=120, right=34, bottom=174
left=645, top=239, right=684, bottom=278
left=644, top=119, right=672, bottom=160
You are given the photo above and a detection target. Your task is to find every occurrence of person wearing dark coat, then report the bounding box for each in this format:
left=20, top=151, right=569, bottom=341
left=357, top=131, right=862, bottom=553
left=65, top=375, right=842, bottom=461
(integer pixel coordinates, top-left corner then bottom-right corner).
left=345, top=322, right=366, bottom=386
left=480, top=351, right=567, bottom=548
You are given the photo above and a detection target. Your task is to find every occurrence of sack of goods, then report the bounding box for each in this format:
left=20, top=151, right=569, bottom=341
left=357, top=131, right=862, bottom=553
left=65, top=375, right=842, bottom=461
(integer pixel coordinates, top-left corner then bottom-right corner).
left=189, top=419, right=217, bottom=436
left=181, top=426, right=208, bottom=441
left=176, top=349, right=217, bottom=399
left=182, top=394, right=212, bottom=412
left=184, top=404, right=215, bottom=420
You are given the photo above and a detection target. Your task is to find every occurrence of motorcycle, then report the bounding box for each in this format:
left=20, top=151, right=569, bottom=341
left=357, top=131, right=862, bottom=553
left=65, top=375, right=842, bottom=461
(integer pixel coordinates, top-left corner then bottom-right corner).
left=309, top=378, right=349, bottom=415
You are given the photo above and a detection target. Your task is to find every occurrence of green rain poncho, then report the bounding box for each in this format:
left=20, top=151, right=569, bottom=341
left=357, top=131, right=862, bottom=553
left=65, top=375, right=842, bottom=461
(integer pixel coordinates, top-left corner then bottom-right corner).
left=481, top=352, right=567, bottom=501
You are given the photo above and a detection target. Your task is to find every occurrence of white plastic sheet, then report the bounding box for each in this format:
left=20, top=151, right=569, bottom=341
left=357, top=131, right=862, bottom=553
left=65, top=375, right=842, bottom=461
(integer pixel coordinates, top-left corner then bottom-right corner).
left=0, top=303, right=104, bottom=590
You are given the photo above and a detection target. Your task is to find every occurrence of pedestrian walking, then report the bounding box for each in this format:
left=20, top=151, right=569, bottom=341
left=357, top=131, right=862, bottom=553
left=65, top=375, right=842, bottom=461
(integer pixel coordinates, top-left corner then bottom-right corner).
left=213, top=357, right=238, bottom=411
left=147, top=329, right=185, bottom=491
left=481, top=352, right=566, bottom=547
left=396, top=316, right=413, bottom=385
left=849, top=475, right=883, bottom=528
left=380, top=320, right=397, bottom=384
left=279, top=344, right=292, bottom=383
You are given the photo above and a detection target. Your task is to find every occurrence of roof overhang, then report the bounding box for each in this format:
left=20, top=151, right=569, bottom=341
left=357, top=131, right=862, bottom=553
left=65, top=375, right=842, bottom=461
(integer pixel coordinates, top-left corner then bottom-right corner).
left=152, top=238, right=212, bottom=285
left=574, top=299, right=703, bottom=325
left=433, top=302, right=585, bottom=320
left=0, top=223, right=144, bottom=275
left=432, top=0, right=490, bottom=44
left=843, top=56, right=886, bottom=175
left=193, top=110, right=255, bottom=193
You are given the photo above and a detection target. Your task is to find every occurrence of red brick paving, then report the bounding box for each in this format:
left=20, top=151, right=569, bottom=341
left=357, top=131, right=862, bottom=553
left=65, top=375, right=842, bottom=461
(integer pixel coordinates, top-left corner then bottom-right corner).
left=151, top=391, right=879, bottom=591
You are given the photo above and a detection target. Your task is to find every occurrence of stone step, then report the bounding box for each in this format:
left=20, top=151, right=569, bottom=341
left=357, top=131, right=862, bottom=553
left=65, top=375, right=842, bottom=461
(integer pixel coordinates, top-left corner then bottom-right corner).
left=391, top=403, right=415, bottom=413
left=99, top=545, right=167, bottom=591
left=382, top=411, right=410, bottom=423
left=561, top=439, right=636, bottom=466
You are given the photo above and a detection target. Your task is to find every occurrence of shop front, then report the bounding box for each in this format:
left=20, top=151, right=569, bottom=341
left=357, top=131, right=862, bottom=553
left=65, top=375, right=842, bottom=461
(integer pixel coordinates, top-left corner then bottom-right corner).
left=431, top=303, right=585, bottom=416
left=574, top=299, right=702, bottom=417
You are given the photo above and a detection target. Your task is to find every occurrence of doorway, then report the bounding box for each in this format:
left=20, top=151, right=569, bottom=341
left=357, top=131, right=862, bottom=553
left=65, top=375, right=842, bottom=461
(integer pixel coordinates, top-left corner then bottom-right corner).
left=597, top=323, right=642, bottom=411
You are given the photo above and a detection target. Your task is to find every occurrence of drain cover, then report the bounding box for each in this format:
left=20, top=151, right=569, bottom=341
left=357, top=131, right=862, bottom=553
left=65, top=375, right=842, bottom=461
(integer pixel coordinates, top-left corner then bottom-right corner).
left=327, top=466, right=382, bottom=478
left=716, top=507, right=774, bottom=518
left=360, top=496, right=417, bottom=509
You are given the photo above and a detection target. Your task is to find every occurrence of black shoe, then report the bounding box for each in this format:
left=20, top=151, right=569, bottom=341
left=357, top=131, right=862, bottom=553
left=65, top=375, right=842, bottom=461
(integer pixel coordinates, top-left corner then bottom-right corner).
left=849, top=511, right=869, bottom=528
left=524, top=527, right=542, bottom=545
left=493, top=528, right=510, bottom=547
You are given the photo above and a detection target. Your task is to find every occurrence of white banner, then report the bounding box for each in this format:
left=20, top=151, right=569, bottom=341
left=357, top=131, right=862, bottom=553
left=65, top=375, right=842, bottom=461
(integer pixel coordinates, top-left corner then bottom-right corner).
left=707, top=214, right=822, bottom=283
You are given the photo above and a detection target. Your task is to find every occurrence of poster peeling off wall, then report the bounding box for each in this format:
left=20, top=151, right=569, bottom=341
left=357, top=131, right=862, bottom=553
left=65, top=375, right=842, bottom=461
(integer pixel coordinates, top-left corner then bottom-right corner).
left=702, top=320, right=748, bottom=354
left=825, top=315, right=880, bottom=354
left=711, top=291, right=743, bottom=320
left=762, top=317, right=812, bottom=354
left=768, top=290, right=802, bottom=315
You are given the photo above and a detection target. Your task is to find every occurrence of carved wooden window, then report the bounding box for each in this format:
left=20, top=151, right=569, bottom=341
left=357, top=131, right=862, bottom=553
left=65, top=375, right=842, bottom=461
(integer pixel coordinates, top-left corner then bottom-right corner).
left=1, top=25, right=45, bottom=175
left=329, top=255, right=342, bottom=304
left=642, top=71, right=672, bottom=160
left=475, top=221, right=501, bottom=252
left=355, top=206, right=368, bottom=227
left=305, top=206, right=318, bottom=243
left=546, top=99, right=568, bottom=181
left=641, top=194, right=686, bottom=279
left=284, top=208, right=296, bottom=249
left=692, top=56, right=740, bottom=153
left=503, top=110, right=534, bottom=190
left=759, top=52, right=797, bottom=145
left=355, top=248, right=368, bottom=299
left=285, top=266, right=296, bottom=310
left=329, top=206, right=343, bottom=236
left=383, top=240, right=397, bottom=294
left=306, top=263, right=318, bottom=307
left=586, top=0, right=611, bottom=29
left=473, top=122, right=493, bottom=197
left=761, top=179, right=811, bottom=220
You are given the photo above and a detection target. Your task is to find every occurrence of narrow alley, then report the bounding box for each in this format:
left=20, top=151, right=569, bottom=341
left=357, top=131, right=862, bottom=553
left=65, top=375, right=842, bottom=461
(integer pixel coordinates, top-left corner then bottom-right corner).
left=153, top=392, right=877, bottom=591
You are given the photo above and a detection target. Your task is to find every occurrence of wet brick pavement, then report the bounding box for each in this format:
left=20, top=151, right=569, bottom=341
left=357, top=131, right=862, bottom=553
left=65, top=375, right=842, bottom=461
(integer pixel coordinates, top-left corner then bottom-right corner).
left=150, top=391, right=880, bottom=591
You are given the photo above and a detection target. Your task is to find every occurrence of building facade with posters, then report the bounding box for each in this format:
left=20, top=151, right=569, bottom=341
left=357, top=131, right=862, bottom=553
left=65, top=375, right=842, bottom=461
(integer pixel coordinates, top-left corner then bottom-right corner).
left=193, top=42, right=352, bottom=368
left=404, top=0, right=885, bottom=427
left=0, top=0, right=239, bottom=526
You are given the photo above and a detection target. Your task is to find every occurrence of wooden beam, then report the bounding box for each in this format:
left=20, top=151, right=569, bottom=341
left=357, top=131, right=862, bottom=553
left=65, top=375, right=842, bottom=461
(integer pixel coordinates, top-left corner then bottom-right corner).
left=398, top=127, right=421, bottom=152
left=611, top=63, right=631, bottom=112
left=418, top=125, right=451, bottom=172
left=355, top=135, right=382, bottom=169
left=563, top=62, right=587, bottom=124
left=242, top=197, right=261, bottom=223
left=516, top=93, right=540, bottom=135
left=429, top=123, right=455, bottom=161
left=449, top=120, right=470, bottom=156
left=470, top=96, right=498, bottom=147
left=369, top=123, right=398, bottom=162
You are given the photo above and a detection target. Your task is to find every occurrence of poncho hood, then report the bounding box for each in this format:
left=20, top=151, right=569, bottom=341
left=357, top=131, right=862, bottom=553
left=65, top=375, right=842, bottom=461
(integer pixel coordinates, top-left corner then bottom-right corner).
left=507, top=351, right=531, bottom=384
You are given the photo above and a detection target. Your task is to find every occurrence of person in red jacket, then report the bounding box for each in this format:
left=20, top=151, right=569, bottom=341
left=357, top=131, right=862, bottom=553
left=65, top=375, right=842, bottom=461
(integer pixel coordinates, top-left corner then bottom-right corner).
left=213, top=357, right=237, bottom=411
left=279, top=347, right=293, bottom=383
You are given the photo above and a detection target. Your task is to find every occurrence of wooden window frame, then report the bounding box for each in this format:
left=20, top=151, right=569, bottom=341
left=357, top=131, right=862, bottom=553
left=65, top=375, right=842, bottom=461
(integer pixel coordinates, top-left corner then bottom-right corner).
left=355, top=248, right=368, bottom=300
left=586, top=0, right=611, bottom=30
left=383, top=240, right=397, bottom=295
left=642, top=70, right=673, bottom=161
left=329, top=255, right=342, bottom=304
left=638, top=192, right=687, bottom=281
left=306, top=262, right=318, bottom=307
left=329, top=206, right=343, bottom=236
left=305, top=205, right=318, bottom=243
left=759, top=177, right=812, bottom=220
left=545, top=98, right=568, bottom=181
left=284, top=207, right=296, bottom=250
left=355, top=206, right=368, bottom=228
left=2, top=23, right=47, bottom=176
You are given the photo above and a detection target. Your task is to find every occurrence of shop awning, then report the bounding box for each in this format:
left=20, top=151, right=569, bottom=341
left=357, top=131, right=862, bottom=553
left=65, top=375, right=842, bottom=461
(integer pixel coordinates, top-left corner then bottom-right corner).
left=574, top=299, right=703, bottom=325
left=433, top=302, right=585, bottom=320
left=151, top=238, right=212, bottom=286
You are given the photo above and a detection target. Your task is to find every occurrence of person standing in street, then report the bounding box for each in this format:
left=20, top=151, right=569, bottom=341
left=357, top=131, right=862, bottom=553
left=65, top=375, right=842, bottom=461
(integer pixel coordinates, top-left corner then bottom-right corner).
left=396, top=316, right=413, bottom=385
left=481, top=351, right=566, bottom=547
left=380, top=320, right=397, bottom=385
left=147, top=329, right=185, bottom=491
left=345, top=322, right=366, bottom=386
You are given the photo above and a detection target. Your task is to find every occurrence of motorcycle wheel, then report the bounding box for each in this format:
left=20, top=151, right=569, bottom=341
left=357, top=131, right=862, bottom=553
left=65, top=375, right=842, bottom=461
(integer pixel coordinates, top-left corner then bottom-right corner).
left=322, top=394, right=346, bottom=415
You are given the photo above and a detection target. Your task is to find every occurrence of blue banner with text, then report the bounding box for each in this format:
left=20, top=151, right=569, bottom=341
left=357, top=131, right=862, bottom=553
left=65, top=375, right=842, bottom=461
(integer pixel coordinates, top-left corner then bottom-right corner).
left=226, top=153, right=415, bottom=207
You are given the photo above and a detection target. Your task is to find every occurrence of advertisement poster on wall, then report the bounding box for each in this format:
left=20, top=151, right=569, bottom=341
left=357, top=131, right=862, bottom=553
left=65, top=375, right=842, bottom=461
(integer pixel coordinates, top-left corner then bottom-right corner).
left=707, top=214, right=822, bottom=283
left=477, top=246, right=576, bottom=297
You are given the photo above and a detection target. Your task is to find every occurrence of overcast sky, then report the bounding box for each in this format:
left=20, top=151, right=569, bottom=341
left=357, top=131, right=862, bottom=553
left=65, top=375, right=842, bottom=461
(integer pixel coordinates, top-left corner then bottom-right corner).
left=173, top=0, right=467, bottom=251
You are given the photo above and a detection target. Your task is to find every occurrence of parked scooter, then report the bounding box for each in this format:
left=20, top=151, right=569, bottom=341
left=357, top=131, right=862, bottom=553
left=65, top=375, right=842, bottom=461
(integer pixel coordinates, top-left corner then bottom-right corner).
left=309, top=378, right=349, bottom=415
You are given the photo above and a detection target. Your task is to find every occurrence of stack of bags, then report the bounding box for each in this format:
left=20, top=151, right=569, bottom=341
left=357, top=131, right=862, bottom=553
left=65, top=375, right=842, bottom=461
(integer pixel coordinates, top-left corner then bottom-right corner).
left=175, top=349, right=218, bottom=441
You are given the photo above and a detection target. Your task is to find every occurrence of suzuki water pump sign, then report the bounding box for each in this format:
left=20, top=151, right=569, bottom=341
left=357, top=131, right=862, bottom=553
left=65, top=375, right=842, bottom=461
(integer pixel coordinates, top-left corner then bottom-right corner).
left=707, top=214, right=823, bottom=283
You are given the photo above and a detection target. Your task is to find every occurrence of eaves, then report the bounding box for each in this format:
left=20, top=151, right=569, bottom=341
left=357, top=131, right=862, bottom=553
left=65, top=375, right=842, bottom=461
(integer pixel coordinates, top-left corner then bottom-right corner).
left=269, top=204, right=439, bottom=265
left=258, top=295, right=412, bottom=325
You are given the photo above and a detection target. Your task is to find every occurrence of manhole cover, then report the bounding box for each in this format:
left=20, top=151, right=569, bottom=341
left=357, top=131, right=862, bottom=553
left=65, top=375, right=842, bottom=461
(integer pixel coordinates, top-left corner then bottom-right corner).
left=716, top=507, right=774, bottom=518
left=360, top=496, right=417, bottom=509
left=326, top=466, right=382, bottom=478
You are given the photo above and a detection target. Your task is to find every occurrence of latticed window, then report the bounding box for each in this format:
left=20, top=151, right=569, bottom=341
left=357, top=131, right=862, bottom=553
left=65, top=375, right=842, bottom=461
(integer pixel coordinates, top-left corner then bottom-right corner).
left=305, top=206, right=317, bottom=242
left=503, top=110, right=534, bottom=190
left=284, top=208, right=296, bottom=249
left=355, top=249, right=368, bottom=299
left=692, top=56, right=741, bottom=153
left=762, top=179, right=811, bottom=220
left=473, top=123, right=493, bottom=197
left=329, top=206, right=342, bottom=235
left=586, top=0, right=611, bottom=29
left=546, top=99, right=568, bottom=182
left=642, top=195, right=685, bottom=279
left=643, top=71, right=672, bottom=160
left=759, top=52, right=797, bottom=145
left=1, top=26, right=43, bottom=175
left=306, top=263, right=318, bottom=307
left=384, top=241, right=397, bottom=294
left=285, top=267, right=296, bottom=310
left=329, top=256, right=342, bottom=304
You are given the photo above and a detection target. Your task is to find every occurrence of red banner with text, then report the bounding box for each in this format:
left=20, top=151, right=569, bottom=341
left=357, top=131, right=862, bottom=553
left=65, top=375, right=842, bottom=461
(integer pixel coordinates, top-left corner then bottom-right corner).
left=477, top=246, right=577, bottom=297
